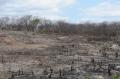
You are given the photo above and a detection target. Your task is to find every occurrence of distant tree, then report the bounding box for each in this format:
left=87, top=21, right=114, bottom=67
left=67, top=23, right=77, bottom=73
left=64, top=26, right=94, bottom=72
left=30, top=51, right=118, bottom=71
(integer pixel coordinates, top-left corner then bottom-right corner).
left=30, top=18, right=40, bottom=32
left=1, top=15, right=120, bottom=38
left=0, top=17, right=9, bottom=30
left=17, top=15, right=32, bottom=31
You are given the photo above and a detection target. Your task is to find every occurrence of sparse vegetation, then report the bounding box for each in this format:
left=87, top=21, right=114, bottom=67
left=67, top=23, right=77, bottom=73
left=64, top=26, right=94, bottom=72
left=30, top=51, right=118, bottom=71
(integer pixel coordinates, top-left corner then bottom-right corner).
left=0, top=16, right=120, bottom=38
left=0, top=15, right=120, bottom=79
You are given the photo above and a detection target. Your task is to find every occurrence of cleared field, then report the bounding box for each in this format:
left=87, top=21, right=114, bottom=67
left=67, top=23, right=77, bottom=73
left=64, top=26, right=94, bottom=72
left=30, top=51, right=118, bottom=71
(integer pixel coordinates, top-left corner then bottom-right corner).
left=0, top=31, right=120, bottom=79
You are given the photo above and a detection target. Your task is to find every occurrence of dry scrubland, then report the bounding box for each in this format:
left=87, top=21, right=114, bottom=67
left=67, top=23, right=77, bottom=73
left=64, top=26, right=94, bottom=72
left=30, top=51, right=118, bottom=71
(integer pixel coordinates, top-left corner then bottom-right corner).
left=0, top=31, right=120, bottom=79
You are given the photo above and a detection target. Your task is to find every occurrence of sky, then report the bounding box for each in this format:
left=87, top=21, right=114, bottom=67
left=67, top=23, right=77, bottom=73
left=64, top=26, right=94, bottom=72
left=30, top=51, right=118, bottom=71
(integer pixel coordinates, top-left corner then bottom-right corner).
left=0, top=0, right=120, bottom=23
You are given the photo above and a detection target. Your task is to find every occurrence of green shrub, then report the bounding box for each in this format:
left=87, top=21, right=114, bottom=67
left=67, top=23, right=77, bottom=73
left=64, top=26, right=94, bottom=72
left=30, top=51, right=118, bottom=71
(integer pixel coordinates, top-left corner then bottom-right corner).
left=85, top=75, right=91, bottom=79
left=112, top=74, right=120, bottom=79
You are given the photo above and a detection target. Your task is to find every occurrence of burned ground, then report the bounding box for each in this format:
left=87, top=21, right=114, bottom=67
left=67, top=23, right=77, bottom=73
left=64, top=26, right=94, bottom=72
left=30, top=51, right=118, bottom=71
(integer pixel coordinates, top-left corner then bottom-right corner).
left=0, top=31, right=120, bottom=79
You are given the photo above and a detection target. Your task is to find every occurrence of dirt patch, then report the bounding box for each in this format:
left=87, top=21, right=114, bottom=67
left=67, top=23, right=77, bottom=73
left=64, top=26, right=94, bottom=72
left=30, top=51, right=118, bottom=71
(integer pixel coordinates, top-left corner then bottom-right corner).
left=0, top=33, right=16, bottom=45
left=0, top=33, right=49, bottom=48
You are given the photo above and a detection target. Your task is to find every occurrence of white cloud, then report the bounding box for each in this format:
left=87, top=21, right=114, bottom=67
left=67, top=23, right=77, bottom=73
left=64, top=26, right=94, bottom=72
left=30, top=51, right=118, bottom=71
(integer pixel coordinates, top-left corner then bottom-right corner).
left=85, top=1, right=120, bottom=17
left=0, top=0, right=76, bottom=20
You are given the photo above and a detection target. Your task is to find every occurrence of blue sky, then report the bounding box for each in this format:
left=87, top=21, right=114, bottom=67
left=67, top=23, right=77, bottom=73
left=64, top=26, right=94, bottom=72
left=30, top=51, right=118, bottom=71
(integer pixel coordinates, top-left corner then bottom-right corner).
left=0, top=0, right=120, bottom=23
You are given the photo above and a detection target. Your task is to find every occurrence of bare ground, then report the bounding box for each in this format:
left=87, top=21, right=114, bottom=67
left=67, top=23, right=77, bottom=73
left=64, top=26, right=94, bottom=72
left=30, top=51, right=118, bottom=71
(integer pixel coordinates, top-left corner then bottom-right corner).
left=0, top=31, right=120, bottom=79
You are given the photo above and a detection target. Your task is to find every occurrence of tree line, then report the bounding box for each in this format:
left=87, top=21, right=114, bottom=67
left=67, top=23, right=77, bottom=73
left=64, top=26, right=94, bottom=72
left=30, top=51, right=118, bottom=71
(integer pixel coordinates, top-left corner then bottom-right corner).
left=0, top=15, right=120, bottom=37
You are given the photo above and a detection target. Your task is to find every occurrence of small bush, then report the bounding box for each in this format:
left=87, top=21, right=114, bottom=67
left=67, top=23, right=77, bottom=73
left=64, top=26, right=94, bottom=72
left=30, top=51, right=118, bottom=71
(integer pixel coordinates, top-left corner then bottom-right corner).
left=112, top=74, right=120, bottom=79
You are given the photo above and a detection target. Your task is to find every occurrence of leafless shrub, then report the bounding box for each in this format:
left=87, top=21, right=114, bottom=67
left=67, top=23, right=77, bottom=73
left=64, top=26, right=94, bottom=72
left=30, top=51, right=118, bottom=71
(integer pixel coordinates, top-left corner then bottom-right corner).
left=0, top=15, right=119, bottom=40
